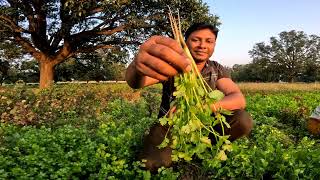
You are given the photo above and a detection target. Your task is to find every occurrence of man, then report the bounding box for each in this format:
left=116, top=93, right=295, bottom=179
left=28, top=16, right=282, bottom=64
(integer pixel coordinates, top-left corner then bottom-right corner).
left=125, top=22, right=253, bottom=171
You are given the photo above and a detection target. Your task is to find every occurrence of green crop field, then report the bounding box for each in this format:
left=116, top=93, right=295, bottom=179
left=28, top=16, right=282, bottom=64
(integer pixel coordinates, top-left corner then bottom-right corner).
left=0, top=83, right=319, bottom=179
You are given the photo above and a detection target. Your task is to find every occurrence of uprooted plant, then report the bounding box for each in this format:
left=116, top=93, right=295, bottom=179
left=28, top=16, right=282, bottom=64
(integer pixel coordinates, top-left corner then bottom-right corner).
left=157, top=10, right=233, bottom=165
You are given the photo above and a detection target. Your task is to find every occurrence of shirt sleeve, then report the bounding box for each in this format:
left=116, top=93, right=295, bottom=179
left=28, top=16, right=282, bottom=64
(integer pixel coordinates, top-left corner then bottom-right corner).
left=214, top=61, right=231, bottom=79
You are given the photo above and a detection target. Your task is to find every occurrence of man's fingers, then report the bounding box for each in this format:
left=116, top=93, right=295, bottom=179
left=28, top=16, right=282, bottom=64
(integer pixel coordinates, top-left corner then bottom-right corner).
left=143, top=54, right=178, bottom=77
left=148, top=36, right=191, bottom=73
left=135, top=35, right=192, bottom=80
left=136, top=61, right=168, bottom=81
left=153, top=36, right=185, bottom=55
left=148, top=44, right=190, bottom=73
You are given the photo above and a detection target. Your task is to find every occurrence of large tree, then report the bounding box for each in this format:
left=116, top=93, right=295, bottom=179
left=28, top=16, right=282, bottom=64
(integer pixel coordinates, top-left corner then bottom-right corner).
left=249, top=30, right=320, bottom=82
left=0, top=0, right=219, bottom=88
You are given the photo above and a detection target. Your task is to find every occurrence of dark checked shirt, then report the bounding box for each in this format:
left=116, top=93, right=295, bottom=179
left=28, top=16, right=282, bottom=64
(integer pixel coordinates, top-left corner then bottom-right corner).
left=158, top=60, right=230, bottom=118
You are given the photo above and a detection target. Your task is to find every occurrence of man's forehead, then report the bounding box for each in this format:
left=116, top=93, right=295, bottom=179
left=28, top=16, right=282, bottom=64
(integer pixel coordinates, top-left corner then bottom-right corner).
left=188, top=29, right=216, bottom=38
left=189, top=34, right=216, bottom=39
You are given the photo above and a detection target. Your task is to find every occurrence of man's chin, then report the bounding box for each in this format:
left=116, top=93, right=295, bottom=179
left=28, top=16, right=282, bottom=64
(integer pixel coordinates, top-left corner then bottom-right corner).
left=194, top=57, right=209, bottom=63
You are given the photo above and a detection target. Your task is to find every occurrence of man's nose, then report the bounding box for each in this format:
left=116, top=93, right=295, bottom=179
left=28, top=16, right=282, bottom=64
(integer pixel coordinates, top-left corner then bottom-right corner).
left=198, top=41, right=206, bottom=49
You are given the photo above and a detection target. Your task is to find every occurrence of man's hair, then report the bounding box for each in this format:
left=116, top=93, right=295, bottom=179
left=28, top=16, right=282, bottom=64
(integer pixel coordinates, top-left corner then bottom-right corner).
left=184, top=22, right=219, bottom=40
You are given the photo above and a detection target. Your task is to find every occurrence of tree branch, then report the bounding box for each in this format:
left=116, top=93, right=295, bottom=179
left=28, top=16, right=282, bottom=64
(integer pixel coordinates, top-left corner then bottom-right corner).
left=96, top=24, right=126, bottom=35
left=52, top=40, right=73, bottom=66
left=89, top=7, right=104, bottom=15
left=13, top=33, right=42, bottom=60
left=50, top=0, right=73, bottom=50
left=91, top=7, right=130, bottom=31
left=76, top=44, right=116, bottom=53
left=63, top=39, right=141, bottom=61
left=27, top=0, right=52, bottom=53
left=99, top=40, right=141, bottom=46
left=0, top=15, right=29, bottom=33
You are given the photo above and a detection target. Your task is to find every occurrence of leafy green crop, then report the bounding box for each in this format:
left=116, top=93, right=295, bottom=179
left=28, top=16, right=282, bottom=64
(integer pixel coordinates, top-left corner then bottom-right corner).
left=0, top=85, right=320, bottom=178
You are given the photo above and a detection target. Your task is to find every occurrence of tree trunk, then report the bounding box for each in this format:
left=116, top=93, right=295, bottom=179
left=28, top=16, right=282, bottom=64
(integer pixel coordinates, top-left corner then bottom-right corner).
left=39, top=61, right=55, bottom=89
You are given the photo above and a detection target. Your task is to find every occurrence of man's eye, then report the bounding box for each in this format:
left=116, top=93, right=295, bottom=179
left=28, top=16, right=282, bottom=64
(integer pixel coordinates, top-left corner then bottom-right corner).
left=192, top=39, right=199, bottom=42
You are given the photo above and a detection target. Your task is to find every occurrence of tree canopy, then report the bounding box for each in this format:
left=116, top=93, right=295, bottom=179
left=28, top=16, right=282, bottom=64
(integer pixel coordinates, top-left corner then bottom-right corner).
left=0, top=0, right=219, bottom=88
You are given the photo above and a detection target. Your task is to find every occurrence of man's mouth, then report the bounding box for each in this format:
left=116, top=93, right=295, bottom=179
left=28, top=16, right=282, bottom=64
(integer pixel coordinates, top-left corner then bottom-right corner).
left=195, top=51, right=207, bottom=55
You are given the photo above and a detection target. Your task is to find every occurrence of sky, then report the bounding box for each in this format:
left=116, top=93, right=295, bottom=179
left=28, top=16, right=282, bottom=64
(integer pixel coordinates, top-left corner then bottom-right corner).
left=204, top=0, right=320, bottom=67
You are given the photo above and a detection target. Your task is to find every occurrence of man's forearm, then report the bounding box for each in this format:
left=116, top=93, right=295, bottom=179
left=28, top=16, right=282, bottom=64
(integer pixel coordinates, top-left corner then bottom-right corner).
left=210, top=93, right=246, bottom=112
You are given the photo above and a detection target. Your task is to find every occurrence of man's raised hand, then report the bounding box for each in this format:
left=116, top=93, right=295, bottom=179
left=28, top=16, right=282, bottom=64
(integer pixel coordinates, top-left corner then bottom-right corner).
left=134, top=36, right=191, bottom=81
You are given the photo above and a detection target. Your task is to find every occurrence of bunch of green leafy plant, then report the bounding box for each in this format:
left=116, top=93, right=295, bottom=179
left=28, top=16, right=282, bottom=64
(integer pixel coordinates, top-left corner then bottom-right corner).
left=157, top=11, right=232, bottom=162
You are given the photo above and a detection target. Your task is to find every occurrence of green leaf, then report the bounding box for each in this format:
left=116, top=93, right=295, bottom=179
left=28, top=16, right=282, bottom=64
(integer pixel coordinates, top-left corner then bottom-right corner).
left=181, top=125, right=191, bottom=134
left=183, top=155, right=192, bottom=161
left=157, top=137, right=169, bottom=149
left=189, top=119, right=202, bottom=131
left=219, top=109, right=233, bottom=116
left=222, top=143, right=233, bottom=152
left=208, top=90, right=224, bottom=101
left=173, top=90, right=185, bottom=98
left=197, top=87, right=205, bottom=97
left=171, top=154, right=179, bottom=162
left=216, top=150, right=227, bottom=161
left=200, top=136, right=212, bottom=146
left=170, top=136, right=178, bottom=148
left=216, top=114, right=231, bottom=128
left=190, top=132, right=199, bottom=142
left=159, top=117, right=168, bottom=126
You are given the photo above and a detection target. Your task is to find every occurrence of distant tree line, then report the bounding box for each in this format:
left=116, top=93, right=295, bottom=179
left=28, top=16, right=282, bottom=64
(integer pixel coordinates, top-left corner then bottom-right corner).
left=2, top=29, right=319, bottom=85
left=231, top=30, right=320, bottom=82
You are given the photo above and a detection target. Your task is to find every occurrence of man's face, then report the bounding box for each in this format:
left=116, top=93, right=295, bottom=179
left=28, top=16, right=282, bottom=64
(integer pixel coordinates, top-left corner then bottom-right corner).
left=186, top=28, right=216, bottom=63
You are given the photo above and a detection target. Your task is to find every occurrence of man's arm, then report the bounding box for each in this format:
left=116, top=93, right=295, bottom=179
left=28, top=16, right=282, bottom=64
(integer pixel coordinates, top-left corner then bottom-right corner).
left=210, top=78, right=246, bottom=112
